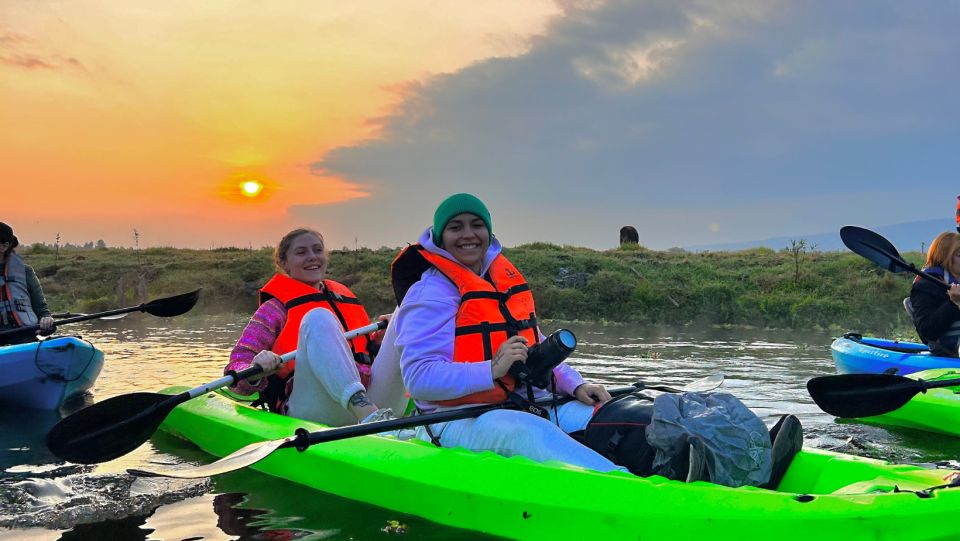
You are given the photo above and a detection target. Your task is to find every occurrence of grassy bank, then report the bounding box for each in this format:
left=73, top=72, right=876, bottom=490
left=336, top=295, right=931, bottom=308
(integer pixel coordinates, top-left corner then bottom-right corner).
left=20, top=242, right=921, bottom=337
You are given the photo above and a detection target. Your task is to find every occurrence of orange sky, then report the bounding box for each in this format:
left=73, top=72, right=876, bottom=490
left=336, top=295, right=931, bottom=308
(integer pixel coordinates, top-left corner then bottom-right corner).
left=1, top=1, right=558, bottom=248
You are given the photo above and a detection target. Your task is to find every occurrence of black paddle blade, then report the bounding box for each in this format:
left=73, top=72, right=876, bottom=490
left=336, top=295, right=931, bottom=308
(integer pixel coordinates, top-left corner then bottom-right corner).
left=806, top=373, right=923, bottom=418
left=47, top=392, right=179, bottom=464
left=142, top=289, right=201, bottom=318
left=840, top=226, right=907, bottom=273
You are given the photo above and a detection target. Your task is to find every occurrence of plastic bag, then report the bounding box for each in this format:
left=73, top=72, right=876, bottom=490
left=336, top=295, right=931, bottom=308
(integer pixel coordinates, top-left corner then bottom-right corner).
left=645, top=392, right=771, bottom=487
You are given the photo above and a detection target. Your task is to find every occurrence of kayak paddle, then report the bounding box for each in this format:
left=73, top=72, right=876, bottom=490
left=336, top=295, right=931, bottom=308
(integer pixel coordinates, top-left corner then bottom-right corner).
left=0, top=289, right=202, bottom=338
left=806, top=372, right=960, bottom=418
left=839, top=226, right=946, bottom=289
left=52, top=311, right=129, bottom=321
left=129, top=373, right=725, bottom=479
left=46, top=319, right=388, bottom=465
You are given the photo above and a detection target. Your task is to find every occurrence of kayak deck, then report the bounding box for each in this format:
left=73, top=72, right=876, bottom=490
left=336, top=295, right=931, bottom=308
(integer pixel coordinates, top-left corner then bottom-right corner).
left=853, top=368, right=960, bottom=438
left=156, top=386, right=960, bottom=541
left=832, top=335, right=960, bottom=376
left=0, top=336, right=104, bottom=410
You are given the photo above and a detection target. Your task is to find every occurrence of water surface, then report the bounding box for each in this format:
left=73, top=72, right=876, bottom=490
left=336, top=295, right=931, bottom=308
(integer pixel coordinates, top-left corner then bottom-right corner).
left=2, top=317, right=956, bottom=540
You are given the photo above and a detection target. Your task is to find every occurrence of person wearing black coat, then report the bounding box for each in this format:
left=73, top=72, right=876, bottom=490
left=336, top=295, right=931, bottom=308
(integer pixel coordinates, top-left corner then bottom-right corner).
left=910, top=231, right=960, bottom=357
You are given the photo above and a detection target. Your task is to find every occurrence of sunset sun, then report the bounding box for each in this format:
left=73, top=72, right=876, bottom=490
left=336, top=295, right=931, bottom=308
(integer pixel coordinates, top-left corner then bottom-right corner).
left=241, top=180, right=263, bottom=197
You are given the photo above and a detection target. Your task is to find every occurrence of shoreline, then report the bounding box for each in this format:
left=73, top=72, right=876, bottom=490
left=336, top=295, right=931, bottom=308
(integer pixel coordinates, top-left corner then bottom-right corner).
left=20, top=243, right=920, bottom=337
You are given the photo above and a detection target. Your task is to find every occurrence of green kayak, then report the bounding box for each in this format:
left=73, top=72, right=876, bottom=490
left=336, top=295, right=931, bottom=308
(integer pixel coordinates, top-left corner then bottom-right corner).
left=854, top=368, right=960, bottom=437
left=156, top=386, right=960, bottom=541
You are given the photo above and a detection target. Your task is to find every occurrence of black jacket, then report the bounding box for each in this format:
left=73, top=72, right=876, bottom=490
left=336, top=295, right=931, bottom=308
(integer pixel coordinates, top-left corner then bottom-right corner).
left=910, top=268, right=960, bottom=357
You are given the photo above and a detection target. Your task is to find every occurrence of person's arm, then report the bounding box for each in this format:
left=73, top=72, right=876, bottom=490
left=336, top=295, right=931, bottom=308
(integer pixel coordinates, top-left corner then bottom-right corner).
left=396, top=274, right=497, bottom=402
left=551, top=361, right=586, bottom=397
left=224, top=298, right=286, bottom=394
left=25, top=267, right=50, bottom=319
left=25, top=266, right=54, bottom=333
left=911, top=280, right=960, bottom=341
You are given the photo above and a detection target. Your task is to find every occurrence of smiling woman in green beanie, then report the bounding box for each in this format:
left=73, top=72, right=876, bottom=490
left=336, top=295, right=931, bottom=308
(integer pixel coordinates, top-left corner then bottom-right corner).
left=0, top=222, right=55, bottom=346
left=384, top=193, right=624, bottom=471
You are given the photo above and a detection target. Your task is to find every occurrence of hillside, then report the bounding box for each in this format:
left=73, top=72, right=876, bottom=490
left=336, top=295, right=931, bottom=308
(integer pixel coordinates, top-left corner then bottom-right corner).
left=686, top=219, right=954, bottom=253
left=19, top=242, right=922, bottom=336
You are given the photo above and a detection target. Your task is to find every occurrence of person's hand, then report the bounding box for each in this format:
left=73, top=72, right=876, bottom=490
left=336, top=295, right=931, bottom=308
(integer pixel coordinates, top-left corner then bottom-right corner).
left=38, top=316, right=55, bottom=335
left=949, top=284, right=960, bottom=307
left=491, top=335, right=528, bottom=380
left=251, top=350, right=283, bottom=374
left=573, top=382, right=611, bottom=406
left=370, top=313, right=392, bottom=344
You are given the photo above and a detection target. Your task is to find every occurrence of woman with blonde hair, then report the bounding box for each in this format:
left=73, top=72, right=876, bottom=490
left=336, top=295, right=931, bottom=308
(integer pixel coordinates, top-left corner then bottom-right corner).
left=224, top=227, right=407, bottom=427
left=910, top=231, right=960, bottom=357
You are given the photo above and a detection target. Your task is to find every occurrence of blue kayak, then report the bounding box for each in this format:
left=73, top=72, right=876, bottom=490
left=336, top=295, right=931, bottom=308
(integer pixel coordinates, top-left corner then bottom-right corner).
left=0, top=336, right=104, bottom=410
left=831, top=333, right=960, bottom=376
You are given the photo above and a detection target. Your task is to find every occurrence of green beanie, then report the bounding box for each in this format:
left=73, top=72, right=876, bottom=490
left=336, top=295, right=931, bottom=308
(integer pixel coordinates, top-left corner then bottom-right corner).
left=432, top=193, right=492, bottom=245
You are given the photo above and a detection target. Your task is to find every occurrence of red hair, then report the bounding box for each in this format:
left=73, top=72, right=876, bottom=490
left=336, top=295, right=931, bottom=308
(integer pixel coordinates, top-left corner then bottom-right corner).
left=925, top=231, right=960, bottom=270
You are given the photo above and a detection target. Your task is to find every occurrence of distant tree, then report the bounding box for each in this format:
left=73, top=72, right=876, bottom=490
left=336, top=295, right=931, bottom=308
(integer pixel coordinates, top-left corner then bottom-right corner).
left=787, top=239, right=817, bottom=283
left=96, top=239, right=107, bottom=249
left=133, top=229, right=142, bottom=269
left=83, top=241, right=94, bottom=249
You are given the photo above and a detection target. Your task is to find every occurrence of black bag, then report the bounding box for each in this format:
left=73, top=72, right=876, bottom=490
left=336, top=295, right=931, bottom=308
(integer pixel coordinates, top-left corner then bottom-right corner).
left=578, top=392, right=657, bottom=476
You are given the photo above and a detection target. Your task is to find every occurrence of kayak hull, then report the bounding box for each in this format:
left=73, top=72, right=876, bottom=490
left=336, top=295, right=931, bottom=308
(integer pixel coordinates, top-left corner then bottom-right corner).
left=831, top=335, right=960, bottom=376
left=0, top=337, right=104, bottom=410
left=831, top=335, right=960, bottom=437
left=855, top=368, right=960, bottom=438
left=157, top=387, right=960, bottom=541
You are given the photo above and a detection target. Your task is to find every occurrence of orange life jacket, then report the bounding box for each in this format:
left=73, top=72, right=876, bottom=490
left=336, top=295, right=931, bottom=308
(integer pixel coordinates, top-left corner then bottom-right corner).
left=259, top=273, right=374, bottom=379
left=0, top=253, right=37, bottom=327
left=391, top=244, right=539, bottom=405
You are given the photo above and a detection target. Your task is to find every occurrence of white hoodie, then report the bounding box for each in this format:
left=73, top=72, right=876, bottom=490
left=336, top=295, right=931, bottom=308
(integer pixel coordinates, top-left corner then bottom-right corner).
left=389, top=227, right=585, bottom=412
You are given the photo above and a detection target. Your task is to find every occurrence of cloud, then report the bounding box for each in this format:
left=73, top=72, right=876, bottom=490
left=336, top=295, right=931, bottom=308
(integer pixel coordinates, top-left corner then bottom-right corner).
left=306, top=0, right=960, bottom=249
left=0, top=31, right=86, bottom=72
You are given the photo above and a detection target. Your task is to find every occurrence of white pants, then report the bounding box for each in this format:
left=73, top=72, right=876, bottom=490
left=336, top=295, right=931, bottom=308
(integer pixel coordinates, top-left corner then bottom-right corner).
left=417, top=400, right=627, bottom=472
left=286, top=308, right=407, bottom=426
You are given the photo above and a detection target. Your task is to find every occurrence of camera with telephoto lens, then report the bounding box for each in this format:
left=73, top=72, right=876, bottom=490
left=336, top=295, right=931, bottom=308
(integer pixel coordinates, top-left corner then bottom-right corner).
left=508, top=329, right=577, bottom=388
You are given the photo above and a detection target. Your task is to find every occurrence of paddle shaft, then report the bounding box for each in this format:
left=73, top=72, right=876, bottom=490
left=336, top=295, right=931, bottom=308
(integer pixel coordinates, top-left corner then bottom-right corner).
left=288, top=387, right=632, bottom=451
left=917, top=377, right=960, bottom=392
left=284, top=375, right=727, bottom=451
left=0, top=305, right=137, bottom=337
left=190, top=319, right=388, bottom=400
left=862, top=240, right=947, bottom=289
left=129, top=374, right=724, bottom=478
left=841, top=227, right=946, bottom=289
left=287, top=376, right=730, bottom=451
left=0, top=289, right=200, bottom=338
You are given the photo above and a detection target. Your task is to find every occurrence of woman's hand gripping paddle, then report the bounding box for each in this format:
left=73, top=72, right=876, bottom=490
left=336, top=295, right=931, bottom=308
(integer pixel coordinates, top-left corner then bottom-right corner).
left=45, top=320, right=388, bottom=464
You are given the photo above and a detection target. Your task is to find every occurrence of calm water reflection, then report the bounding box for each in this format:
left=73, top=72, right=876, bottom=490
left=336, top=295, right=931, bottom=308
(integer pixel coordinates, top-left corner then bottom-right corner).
left=2, top=316, right=957, bottom=539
